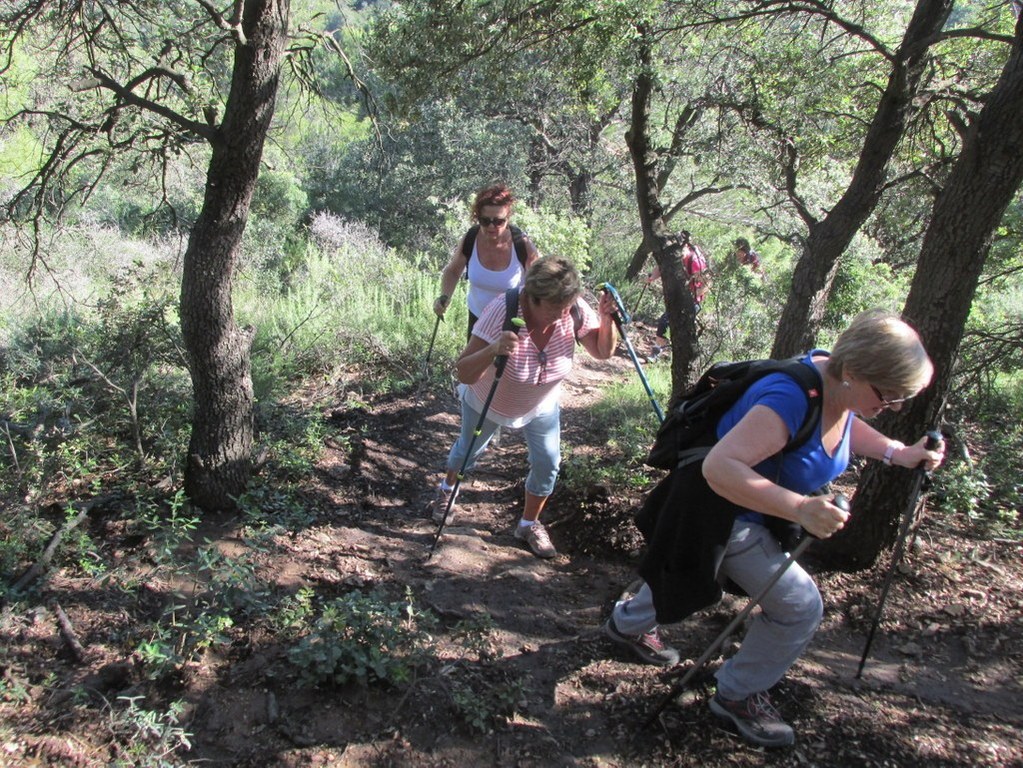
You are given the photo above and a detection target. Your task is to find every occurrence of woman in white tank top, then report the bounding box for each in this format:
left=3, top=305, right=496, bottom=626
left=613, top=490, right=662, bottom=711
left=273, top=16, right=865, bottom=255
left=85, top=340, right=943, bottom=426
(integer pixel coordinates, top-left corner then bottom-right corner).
left=433, top=183, right=540, bottom=338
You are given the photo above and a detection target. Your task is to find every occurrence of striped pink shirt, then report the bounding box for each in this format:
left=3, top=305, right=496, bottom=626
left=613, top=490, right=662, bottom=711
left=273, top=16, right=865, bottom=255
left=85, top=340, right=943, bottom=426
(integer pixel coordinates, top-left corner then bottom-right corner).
left=466, top=292, right=600, bottom=424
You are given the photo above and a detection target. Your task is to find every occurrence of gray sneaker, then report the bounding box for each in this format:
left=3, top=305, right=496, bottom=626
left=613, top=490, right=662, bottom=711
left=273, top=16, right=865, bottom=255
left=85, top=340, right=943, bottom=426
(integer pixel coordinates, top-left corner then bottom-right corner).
left=428, top=484, right=458, bottom=525
left=603, top=617, right=680, bottom=666
left=709, top=690, right=795, bottom=747
left=513, top=521, right=557, bottom=559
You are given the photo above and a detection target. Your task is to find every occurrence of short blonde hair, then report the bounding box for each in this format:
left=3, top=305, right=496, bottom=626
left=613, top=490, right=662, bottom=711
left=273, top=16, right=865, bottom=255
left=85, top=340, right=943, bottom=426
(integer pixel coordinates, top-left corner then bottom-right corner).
left=523, top=256, right=581, bottom=305
left=829, top=309, right=934, bottom=396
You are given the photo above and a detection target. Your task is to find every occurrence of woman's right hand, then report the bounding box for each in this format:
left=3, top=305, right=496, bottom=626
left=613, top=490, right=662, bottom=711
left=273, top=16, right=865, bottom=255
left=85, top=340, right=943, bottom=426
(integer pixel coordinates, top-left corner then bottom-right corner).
left=491, top=330, right=520, bottom=358
left=433, top=295, right=449, bottom=317
left=796, top=495, right=850, bottom=539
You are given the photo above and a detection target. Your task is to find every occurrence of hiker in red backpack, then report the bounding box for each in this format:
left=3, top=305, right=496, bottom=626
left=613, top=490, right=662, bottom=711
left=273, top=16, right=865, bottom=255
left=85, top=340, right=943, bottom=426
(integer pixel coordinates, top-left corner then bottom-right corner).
left=644, top=233, right=710, bottom=362
left=427, top=257, right=617, bottom=559
left=434, top=183, right=540, bottom=339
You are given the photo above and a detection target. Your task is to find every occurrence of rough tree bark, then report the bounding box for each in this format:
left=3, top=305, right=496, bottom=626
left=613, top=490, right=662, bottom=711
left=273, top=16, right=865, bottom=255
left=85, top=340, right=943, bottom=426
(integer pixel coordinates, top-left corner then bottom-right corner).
left=625, top=26, right=700, bottom=395
left=819, top=15, right=1023, bottom=570
left=180, top=0, right=290, bottom=510
left=771, top=0, right=954, bottom=358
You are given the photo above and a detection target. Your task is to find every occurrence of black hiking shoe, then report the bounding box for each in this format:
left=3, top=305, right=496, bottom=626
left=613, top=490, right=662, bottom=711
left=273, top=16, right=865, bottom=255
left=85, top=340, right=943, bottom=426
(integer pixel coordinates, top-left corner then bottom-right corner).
left=603, top=616, right=680, bottom=666
left=709, top=690, right=795, bottom=747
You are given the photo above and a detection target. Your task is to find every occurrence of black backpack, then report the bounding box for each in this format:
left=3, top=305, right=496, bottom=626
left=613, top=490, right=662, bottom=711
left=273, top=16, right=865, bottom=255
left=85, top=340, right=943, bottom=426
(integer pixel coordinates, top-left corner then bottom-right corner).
left=462, top=224, right=530, bottom=268
left=646, top=355, right=825, bottom=470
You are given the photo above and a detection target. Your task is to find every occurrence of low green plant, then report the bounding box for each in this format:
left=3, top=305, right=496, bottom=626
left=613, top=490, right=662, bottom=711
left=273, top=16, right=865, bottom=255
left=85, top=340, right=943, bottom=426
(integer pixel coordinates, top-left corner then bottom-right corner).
left=288, top=587, right=437, bottom=687
left=449, top=667, right=526, bottom=734
left=109, top=696, right=192, bottom=768
left=137, top=490, right=200, bottom=566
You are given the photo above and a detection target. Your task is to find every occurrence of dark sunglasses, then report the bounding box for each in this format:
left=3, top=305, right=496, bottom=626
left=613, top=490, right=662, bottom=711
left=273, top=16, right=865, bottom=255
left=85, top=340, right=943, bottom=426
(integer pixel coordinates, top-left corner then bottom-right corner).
left=479, top=216, right=507, bottom=227
left=870, top=383, right=911, bottom=408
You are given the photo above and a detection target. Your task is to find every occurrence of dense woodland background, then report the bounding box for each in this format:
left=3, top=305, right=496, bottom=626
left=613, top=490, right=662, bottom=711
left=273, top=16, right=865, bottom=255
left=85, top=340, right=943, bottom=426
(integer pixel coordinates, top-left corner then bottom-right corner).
left=1, top=0, right=1021, bottom=764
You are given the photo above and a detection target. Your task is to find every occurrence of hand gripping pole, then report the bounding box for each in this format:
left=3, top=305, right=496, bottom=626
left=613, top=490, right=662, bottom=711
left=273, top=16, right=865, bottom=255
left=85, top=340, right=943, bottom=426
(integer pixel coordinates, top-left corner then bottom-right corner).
left=600, top=282, right=665, bottom=423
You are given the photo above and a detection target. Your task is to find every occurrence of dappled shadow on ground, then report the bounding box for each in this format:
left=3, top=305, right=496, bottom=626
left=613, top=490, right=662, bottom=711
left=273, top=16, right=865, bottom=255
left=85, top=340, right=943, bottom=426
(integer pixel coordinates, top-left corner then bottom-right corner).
left=1, top=355, right=1021, bottom=766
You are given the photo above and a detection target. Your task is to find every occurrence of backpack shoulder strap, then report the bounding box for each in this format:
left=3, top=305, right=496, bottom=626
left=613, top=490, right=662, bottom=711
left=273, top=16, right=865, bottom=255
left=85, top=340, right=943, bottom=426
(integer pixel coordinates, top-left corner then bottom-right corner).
left=509, top=225, right=529, bottom=269
left=773, top=355, right=825, bottom=452
left=503, top=287, right=522, bottom=332
left=461, top=225, right=481, bottom=261
left=570, top=303, right=583, bottom=341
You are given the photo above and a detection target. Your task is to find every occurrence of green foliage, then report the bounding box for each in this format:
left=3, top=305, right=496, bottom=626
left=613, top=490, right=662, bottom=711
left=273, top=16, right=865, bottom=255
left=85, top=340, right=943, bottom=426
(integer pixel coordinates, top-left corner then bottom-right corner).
left=288, top=587, right=437, bottom=687
left=108, top=697, right=193, bottom=768
left=932, top=421, right=1023, bottom=540
left=449, top=667, right=526, bottom=734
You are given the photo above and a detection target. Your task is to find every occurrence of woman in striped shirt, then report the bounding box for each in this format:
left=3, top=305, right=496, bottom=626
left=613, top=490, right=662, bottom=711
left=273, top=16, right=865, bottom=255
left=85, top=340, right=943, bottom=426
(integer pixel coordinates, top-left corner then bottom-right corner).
left=427, top=256, right=618, bottom=558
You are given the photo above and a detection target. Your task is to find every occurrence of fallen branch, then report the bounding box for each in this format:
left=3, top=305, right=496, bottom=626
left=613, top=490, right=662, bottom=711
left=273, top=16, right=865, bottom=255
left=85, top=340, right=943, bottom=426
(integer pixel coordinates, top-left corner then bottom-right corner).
left=51, top=601, right=88, bottom=664
left=9, top=493, right=120, bottom=594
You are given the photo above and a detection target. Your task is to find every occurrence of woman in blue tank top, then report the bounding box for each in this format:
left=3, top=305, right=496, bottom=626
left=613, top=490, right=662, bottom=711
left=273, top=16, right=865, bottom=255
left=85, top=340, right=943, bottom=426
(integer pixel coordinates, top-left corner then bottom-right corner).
left=605, top=310, right=946, bottom=747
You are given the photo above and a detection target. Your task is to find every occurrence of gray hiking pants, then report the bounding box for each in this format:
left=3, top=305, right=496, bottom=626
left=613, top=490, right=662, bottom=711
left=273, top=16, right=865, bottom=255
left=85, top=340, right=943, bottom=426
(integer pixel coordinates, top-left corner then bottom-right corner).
left=612, top=519, right=823, bottom=699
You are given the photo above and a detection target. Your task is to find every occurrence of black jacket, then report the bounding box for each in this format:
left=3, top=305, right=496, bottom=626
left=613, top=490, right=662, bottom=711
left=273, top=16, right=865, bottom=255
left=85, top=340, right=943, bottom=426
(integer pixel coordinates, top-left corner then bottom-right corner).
left=635, top=463, right=800, bottom=624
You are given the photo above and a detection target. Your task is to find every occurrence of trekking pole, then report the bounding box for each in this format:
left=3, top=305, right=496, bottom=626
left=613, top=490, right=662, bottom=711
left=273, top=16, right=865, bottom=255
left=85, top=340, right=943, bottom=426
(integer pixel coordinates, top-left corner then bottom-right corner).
left=422, top=313, right=443, bottom=378
left=855, top=431, right=943, bottom=678
left=641, top=494, right=849, bottom=729
left=599, top=282, right=665, bottom=423
left=632, top=280, right=650, bottom=319
left=426, top=317, right=526, bottom=559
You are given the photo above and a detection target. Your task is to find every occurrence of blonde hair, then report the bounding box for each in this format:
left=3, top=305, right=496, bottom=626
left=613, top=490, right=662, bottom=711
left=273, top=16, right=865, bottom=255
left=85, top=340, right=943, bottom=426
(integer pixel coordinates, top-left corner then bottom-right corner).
left=523, top=256, right=582, bottom=304
left=829, top=309, right=934, bottom=396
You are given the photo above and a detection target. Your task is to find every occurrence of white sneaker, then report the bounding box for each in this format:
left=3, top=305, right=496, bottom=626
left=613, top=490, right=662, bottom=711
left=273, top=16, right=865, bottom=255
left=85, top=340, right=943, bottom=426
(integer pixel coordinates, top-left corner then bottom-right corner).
left=513, top=521, right=557, bottom=559
left=428, top=484, right=458, bottom=525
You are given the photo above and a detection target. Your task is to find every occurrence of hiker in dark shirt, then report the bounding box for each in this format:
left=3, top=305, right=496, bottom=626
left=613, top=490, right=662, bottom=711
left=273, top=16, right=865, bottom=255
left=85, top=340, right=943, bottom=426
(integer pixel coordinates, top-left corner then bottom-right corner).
left=604, top=309, right=945, bottom=747
left=734, top=237, right=762, bottom=274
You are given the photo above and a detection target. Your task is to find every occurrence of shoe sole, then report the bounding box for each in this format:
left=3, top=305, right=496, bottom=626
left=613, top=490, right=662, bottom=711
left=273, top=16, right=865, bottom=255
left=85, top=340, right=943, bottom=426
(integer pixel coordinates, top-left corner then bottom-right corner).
left=708, top=698, right=795, bottom=748
left=602, top=620, right=679, bottom=667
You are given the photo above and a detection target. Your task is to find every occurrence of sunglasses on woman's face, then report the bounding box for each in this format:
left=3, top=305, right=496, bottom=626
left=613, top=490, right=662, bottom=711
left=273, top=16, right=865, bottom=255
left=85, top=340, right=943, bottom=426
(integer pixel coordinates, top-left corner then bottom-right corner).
left=479, top=216, right=507, bottom=228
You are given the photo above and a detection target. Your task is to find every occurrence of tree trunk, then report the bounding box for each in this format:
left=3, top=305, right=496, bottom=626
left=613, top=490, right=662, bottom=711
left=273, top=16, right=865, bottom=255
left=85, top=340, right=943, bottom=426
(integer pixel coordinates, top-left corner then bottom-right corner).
left=771, top=0, right=954, bottom=358
left=180, top=0, right=290, bottom=511
left=820, top=16, right=1023, bottom=570
left=625, top=26, right=699, bottom=396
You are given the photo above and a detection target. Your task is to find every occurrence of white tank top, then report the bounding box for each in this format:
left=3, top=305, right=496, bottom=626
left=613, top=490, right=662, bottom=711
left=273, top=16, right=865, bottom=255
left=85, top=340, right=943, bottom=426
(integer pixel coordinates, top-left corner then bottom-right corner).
left=465, top=239, right=524, bottom=317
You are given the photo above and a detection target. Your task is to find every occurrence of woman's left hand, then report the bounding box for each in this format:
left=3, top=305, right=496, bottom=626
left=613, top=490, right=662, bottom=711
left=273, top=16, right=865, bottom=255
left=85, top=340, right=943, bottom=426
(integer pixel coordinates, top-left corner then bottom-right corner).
left=597, top=290, right=616, bottom=319
left=893, top=435, right=945, bottom=471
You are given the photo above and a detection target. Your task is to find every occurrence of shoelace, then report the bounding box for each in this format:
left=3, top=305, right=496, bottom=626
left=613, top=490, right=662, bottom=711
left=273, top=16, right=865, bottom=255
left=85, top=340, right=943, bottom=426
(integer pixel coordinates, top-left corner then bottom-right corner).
left=641, top=630, right=666, bottom=649
left=746, top=691, right=782, bottom=721
left=530, top=523, right=552, bottom=548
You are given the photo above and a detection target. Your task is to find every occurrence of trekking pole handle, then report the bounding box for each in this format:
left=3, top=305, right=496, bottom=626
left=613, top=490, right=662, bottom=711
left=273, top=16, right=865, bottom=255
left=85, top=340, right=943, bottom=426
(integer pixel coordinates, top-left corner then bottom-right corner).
left=923, top=430, right=942, bottom=456
left=599, top=282, right=631, bottom=325
left=494, top=317, right=526, bottom=376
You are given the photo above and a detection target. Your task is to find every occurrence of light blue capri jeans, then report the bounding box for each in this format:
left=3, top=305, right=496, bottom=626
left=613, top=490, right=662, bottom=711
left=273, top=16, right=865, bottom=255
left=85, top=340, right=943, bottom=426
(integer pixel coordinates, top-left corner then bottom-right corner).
left=445, top=392, right=561, bottom=497
left=612, top=519, right=823, bottom=700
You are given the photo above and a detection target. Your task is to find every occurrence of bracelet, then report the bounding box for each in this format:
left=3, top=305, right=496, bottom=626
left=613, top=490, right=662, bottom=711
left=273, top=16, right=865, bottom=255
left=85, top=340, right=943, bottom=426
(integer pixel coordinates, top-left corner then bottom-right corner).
left=882, top=441, right=904, bottom=466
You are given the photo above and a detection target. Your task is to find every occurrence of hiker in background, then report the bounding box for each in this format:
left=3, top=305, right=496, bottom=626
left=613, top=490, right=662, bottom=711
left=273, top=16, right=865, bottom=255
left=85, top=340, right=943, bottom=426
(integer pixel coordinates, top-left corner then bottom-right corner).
left=734, top=237, right=762, bottom=274
left=434, top=183, right=540, bottom=340
left=427, top=257, right=617, bottom=559
left=603, top=309, right=944, bottom=747
left=644, top=234, right=709, bottom=362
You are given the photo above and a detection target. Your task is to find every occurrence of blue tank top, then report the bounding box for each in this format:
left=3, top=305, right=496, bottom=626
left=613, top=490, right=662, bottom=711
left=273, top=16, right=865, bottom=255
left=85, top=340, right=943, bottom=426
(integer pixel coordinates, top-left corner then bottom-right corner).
left=715, top=351, right=851, bottom=522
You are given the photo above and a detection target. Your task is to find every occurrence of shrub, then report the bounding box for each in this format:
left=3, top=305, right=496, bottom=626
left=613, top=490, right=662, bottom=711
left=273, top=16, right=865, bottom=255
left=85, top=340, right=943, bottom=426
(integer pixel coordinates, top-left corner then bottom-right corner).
left=288, top=588, right=437, bottom=687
